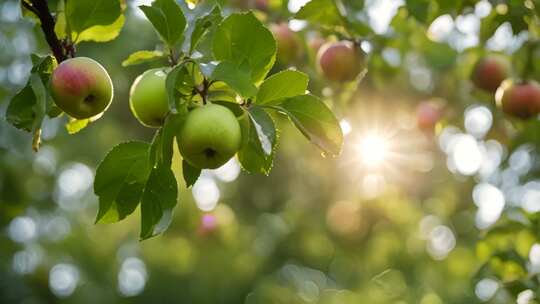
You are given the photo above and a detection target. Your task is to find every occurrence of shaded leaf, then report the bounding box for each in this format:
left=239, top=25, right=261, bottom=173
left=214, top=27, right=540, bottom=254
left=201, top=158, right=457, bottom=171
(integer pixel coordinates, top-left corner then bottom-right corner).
left=277, top=95, right=343, bottom=156
left=212, top=61, right=258, bottom=98
left=94, top=142, right=151, bottom=223
left=238, top=106, right=276, bottom=175
left=190, top=6, right=222, bottom=54
left=182, top=160, right=201, bottom=187
left=295, top=0, right=345, bottom=28
left=213, top=12, right=276, bottom=84
left=140, top=165, right=178, bottom=239
left=6, top=84, right=37, bottom=132
left=140, top=0, right=187, bottom=47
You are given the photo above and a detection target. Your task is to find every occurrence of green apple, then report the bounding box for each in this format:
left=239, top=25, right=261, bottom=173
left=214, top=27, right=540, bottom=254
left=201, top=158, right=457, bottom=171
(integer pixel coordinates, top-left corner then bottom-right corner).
left=472, top=54, right=511, bottom=93
left=129, top=68, right=169, bottom=127
left=317, top=41, right=365, bottom=82
left=496, top=79, right=540, bottom=119
left=50, top=57, right=113, bottom=119
left=178, top=104, right=241, bottom=169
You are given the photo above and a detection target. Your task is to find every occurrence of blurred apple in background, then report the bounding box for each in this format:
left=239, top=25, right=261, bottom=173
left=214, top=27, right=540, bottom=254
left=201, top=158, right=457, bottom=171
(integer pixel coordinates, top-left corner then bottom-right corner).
left=317, top=41, right=365, bottom=82
left=496, top=79, right=540, bottom=119
left=472, top=54, right=511, bottom=93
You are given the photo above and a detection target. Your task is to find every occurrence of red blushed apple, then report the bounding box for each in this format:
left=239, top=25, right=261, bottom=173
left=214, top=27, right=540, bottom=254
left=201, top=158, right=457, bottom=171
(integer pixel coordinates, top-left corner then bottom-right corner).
left=50, top=57, right=113, bottom=119
left=416, top=99, right=445, bottom=131
left=317, top=41, right=365, bottom=82
left=472, top=54, right=511, bottom=93
left=270, top=23, right=303, bottom=65
left=496, top=80, right=540, bottom=119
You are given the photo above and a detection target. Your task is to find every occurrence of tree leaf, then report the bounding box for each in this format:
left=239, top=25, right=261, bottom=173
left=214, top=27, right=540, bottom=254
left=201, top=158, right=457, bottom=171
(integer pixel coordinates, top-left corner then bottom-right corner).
left=213, top=12, right=276, bottom=84
left=122, top=50, right=166, bottom=67
left=65, top=118, right=89, bottom=134
left=149, top=114, right=185, bottom=168
left=212, top=61, right=258, bottom=98
left=238, top=106, right=276, bottom=175
left=140, top=165, right=178, bottom=240
left=139, top=0, right=187, bottom=47
left=295, top=0, right=345, bottom=28
left=277, top=95, right=343, bottom=156
left=166, top=62, right=200, bottom=111
left=66, top=0, right=122, bottom=34
left=76, top=15, right=126, bottom=43
left=182, top=160, right=201, bottom=187
left=256, top=70, right=309, bottom=105
left=189, top=6, right=222, bottom=54
left=94, top=142, right=151, bottom=223
left=6, top=84, right=37, bottom=132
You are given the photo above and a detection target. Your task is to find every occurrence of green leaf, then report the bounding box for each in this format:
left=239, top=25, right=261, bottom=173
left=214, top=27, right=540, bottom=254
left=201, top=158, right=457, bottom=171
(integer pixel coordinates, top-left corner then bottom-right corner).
left=94, top=142, right=151, bottom=223
left=140, top=165, right=178, bottom=240
left=7, top=55, right=57, bottom=133
left=182, top=160, right=201, bottom=187
left=256, top=70, right=309, bottom=105
left=213, top=12, right=276, bottom=84
left=405, top=0, right=431, bottom=23
left=295, top=0, right=345, bottom=28
left=6, top=84, right=37, bottom=132
left=122, top=50, right=166, bottom=67
left=65, top=118, right=89, bottom=134
left=238, top=106, right=277, bottom=175
left=189, top=6, right=222, bottom=54
left=76, top=15, right=125, bottom=43
left=166, top=62, right=201, bottom=111
left=139, top=0, right=187, bottom=47
left=212, top=61, right=258, bottom=98
left=66, top=0, right=122, bottom=35
left=277, top=95, right=343, bottom=156
left=149, top=114, right=184, bottom=168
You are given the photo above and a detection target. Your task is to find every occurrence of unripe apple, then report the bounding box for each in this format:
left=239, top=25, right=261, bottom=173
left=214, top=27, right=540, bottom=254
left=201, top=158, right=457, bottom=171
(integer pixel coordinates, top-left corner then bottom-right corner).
left=270, top=23, right=303, bottom=65
left=178, top=104, right=241, bottom=169
left=496, top=79, right=540, bottom=119
left=317, top=41, right=365, bottom=82
left=50, top=57, right=113, bottom=119
left=129, top=68, right=169, bottom=127
left=472, top=54, right=511, bottom=93
left=416, top=99, right=445, bottom=131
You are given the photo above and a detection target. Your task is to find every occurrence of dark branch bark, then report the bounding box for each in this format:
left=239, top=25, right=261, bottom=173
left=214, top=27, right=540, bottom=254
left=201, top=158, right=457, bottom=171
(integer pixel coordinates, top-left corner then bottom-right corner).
left=21, top=1, right=39, bottom=16
left=25, top=0, right=67, bottom=62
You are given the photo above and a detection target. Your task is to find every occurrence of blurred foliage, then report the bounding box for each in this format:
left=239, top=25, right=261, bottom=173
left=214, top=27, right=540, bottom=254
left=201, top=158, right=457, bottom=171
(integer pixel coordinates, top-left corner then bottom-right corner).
left=1, top=0, right=540, bottom=303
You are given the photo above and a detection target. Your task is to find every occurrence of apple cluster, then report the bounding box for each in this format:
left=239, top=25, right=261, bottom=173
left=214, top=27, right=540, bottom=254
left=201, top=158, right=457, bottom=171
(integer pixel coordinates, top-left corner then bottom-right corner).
left=128, top=68, right=241, bottom=170
left=472, top=54, right=540, bottom=119
left=50, top=58, right=241, bottom=170
left=270, top=23, right=366, bottom=82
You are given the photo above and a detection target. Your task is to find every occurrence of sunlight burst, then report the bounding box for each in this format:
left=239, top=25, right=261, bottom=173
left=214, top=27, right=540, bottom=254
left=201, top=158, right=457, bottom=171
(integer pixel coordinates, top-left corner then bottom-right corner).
left=357, top=133, right=390, bottom=167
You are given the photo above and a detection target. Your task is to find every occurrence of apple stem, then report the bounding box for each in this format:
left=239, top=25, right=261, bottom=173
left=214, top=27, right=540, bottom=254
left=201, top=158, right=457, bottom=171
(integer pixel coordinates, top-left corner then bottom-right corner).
left=32, top=128, right=41, bottom=152
left=23, top=0, right=69, bottom=63
left=168, top=48, right=178, bottom=66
